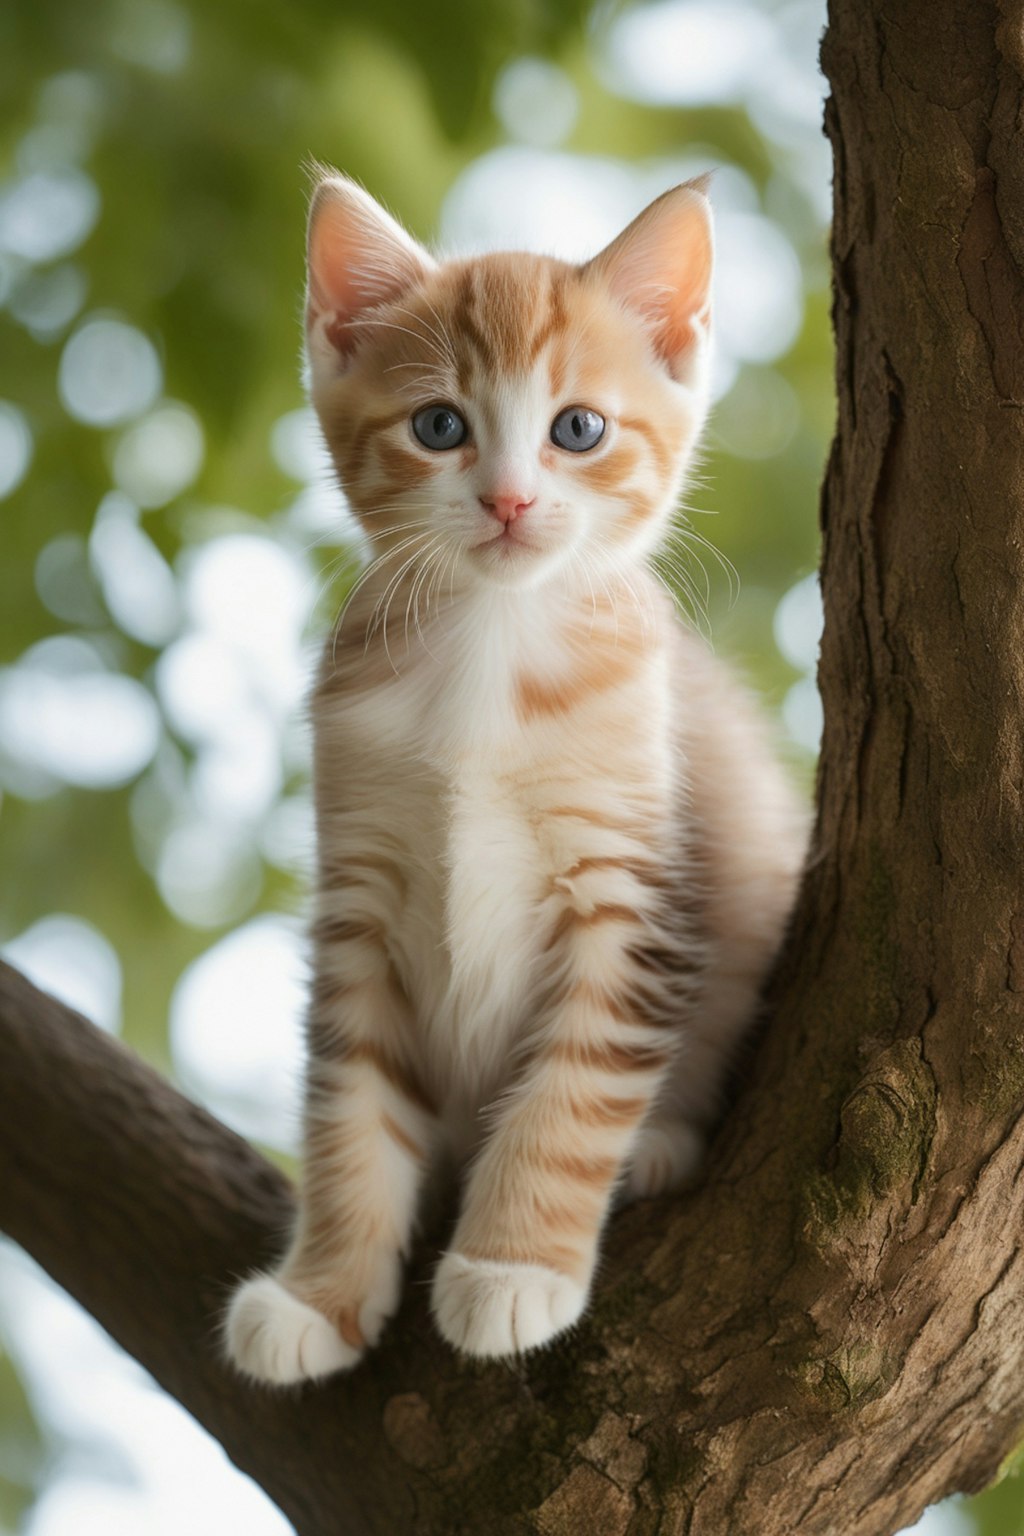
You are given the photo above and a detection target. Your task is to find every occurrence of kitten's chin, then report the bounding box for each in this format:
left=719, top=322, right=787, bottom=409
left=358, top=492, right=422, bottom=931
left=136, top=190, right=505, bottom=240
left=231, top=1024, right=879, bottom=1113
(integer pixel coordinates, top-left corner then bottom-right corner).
left=467, top=535, right=571, bottom=591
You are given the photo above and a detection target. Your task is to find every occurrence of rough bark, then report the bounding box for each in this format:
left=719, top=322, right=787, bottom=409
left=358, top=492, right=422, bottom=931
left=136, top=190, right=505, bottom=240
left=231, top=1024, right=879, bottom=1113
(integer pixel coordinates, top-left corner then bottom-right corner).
left=4, top=0, right=1024, bottom=1531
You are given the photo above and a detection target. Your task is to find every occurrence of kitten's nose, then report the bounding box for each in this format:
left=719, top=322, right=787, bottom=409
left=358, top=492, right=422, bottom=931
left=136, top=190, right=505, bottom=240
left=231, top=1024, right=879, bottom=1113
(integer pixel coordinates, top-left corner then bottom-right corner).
left=479, top=493, right=536, bottom=525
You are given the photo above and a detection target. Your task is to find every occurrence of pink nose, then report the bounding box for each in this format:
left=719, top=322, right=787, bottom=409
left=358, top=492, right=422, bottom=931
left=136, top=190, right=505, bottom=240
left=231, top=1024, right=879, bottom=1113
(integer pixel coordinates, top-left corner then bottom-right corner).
left=479, top=493, right=536, bottom=525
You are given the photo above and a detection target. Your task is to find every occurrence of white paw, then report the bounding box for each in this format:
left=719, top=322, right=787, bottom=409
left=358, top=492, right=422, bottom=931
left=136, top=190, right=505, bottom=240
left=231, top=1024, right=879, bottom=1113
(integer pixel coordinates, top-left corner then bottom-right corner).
left=224, top=1275, right=361, bottom=1385
left=432, top=1253, right=587, bottom=1359
left=623, top=1118, right=705, bottom=1202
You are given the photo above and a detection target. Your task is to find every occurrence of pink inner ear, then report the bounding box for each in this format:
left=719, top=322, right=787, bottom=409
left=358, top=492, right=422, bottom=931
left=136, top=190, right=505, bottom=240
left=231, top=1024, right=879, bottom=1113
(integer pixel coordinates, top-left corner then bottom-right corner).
left=653, top=205, right=713, bottom=359
left=306, top=179, right=434, bottom=358
left=587, top=184, right=714, bottom=374
left=307, top=198, right=360, bottom=325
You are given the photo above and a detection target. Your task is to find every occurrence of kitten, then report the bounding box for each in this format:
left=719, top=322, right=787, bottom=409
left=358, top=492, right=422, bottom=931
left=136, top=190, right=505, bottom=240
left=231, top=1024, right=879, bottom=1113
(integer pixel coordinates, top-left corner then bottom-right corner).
left=225, top=172, right=808, bottom=1380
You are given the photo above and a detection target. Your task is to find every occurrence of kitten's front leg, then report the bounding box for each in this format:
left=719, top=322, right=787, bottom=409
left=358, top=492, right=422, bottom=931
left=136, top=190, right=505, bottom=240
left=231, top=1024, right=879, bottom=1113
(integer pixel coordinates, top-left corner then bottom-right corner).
left=432, top=884, right=684, bottom=1359
left=226, top=898, right=435, bottom=1385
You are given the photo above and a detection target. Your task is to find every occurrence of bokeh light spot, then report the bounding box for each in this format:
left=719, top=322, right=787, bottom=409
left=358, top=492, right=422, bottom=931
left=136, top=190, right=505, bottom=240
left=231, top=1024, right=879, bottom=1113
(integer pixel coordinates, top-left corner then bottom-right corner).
left=112, top=401, right=204, bottom=506
left=59, top=316, right=162, bottom=427
left=895, top=1497, right=974, bottom=1536
left=9, top=262, right=87, bottom=340
left=0, top=638, right=161, bottom=790
left=156, top=819, right=262, bottom=928
left=0, top=167, right=100, bottom=263
left=109, top=0, right=192, bottom=74
left=89, top=492, right=181, bottom=645
left=34, top=71, right=106, bottom=153
left=602, top=0, right=779, bottom=105
left=155, top=634, right=247, bottom=745
left=191, top=712, right=282, bottom=823
left=782, top=674, right=823, bottom=754
left=169, top=915, right=305, bottom=1148
left=260, top=793, right=314, bottom=873
left=715, top=212, right=803, bottom=363
left=442, top=146, right=636, bottom=261
left=0, top=400, right=33, bottom=498
left=493, top=58, right=579, bottom=148
left=270, top=405, right=326, bottom=483
left=712, top=368, right=800, bottom=460
left=35, top=533, right=107, bottom=625
left=773, top=572, right=823, bottom=673
left=2, top=915, right=122, bottom=1034
left=181, top=533, right=312, bottom=714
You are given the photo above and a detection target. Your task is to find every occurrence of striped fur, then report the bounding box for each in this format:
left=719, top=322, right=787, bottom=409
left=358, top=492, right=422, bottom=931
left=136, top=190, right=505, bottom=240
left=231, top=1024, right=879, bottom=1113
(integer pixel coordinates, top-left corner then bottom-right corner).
left=224, top=174, right=808, bottom=1380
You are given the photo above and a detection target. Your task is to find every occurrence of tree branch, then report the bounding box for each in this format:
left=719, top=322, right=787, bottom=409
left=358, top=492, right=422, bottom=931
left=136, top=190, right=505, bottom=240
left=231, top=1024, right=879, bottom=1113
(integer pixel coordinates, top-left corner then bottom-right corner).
left=0, top=959, right=373, bottom=1533
left=3, top=901, right=1024, bottom=1536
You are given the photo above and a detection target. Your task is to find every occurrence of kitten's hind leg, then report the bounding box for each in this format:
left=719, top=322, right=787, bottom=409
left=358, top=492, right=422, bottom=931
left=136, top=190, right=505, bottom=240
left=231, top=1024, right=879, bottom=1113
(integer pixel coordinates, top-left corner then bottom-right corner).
left=225, top=941, right=436, bottom=1385
left=621, top=1113, right=705, bottom=1203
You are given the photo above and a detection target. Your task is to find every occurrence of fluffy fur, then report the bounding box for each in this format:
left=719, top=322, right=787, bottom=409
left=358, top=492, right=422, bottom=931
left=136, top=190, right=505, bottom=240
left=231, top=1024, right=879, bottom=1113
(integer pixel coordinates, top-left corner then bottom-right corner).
left=224, top=172, right=808, bottom=1381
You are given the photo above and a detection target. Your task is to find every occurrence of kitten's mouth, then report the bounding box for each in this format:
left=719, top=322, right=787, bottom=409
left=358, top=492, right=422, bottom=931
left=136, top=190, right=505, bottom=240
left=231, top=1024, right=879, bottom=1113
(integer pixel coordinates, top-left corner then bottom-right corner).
left=468, top=519, right=568, bottom=585
left=472, top=525, right=539, bottom=556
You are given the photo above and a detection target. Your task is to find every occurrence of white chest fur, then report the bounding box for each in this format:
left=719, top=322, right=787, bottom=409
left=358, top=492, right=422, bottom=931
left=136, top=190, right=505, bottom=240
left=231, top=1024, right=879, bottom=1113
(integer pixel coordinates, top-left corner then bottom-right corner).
left=320, top=592, right=580, bottom=1111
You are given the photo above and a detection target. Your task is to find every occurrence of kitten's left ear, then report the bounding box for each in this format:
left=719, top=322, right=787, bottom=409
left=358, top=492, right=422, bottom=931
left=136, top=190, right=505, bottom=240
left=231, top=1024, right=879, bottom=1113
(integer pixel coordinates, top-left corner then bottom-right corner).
left=583, top=178, right=713, bottom=384
left=305, top=171, right=436, bottom=369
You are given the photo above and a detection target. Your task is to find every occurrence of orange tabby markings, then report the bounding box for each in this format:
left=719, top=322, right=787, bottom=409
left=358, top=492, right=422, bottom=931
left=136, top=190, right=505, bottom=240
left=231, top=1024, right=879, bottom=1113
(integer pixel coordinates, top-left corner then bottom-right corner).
left=544, top=804, right=649, bottom=832
left=322, top=854, right=408, bottom=898
left=224, top=171, right=808, bottom=1384
left=560, top=854, right=660, bottom=882
left=453, top=269, right=497, bottom=381
left=619, top=494, right=658, bottom=533
left=335, top=1306, right=366, bottom=1351
left=373, top=439, right=436, bottom=486
left=313, top=916, right=386, bottom=947
left=570, top=1093, right=649, bottom=1129
left=461, top=1239, right=582, bottom=1276
left=380, top=1111, right=424, bottom=1161
left=583, top=443, right=642, bottom=496
left=341, top=406, right=410, bottom=486
left=526, top=272, right=569, bottom=366
left=545, top=903, right=642, bottom=948
left=309, top=976, right=355, bottom=1013
left=537, top=1150, right=618, bottom=1187
left=551, top=1038, right=670, bottom=1075
left=618, top=414, right=674, bottom=480
left=514, top=646, right=642, bottom=724
left=530, top=1192, right=597, bottom=1240
left=346, top=1040, right=436, bottom=1115
left=563, top=979, right=631, bottom=1022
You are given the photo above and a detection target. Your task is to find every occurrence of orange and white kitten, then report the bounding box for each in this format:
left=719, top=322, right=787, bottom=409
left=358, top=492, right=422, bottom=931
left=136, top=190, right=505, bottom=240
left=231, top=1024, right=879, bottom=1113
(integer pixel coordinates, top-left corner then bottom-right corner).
left=225, top=173, right=807, bottom=1380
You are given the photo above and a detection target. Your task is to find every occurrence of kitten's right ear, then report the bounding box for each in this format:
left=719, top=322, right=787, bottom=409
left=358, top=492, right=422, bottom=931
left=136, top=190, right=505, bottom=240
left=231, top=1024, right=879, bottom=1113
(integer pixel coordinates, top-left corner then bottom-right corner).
left=306, top=174, right=435, bottom=368
left=583, top=178, right=713, bottom=387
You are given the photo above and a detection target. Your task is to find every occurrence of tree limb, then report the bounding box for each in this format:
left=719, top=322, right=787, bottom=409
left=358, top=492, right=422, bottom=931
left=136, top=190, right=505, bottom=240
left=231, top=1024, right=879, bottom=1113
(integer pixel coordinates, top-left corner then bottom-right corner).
left=0, top=960, right=372, bottom=1533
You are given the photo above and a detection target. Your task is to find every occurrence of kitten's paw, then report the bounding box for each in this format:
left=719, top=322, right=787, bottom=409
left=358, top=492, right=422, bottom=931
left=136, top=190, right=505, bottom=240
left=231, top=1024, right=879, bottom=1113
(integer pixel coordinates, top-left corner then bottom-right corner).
left=623, top=1118, right=705, bottom=1202
left=432, top=1252, right=587, bottom=1359
left=224, top=1275, right=361, bottom=1385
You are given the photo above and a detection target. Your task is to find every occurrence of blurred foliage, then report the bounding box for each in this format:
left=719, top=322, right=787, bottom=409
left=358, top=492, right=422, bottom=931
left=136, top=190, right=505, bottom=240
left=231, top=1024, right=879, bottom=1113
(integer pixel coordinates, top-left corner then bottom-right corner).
left=0, top=0, right=594, bottom=1060
left=0, top=0, right=828, bottom=1059
left=0, top=1349, right=44, bottom=1534
left=2, top=1, right=1013, bottom=1534
left=972, top=1454, right=1024, bottom=1535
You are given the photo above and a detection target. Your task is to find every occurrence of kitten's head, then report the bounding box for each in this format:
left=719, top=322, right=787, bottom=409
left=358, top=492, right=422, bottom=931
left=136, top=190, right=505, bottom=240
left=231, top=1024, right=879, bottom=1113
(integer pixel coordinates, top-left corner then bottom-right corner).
left=306, top=172, right=713, bottom=592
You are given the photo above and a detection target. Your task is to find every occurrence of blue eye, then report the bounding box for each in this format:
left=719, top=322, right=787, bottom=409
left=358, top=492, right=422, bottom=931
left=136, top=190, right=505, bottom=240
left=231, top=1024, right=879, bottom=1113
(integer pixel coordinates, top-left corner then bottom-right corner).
left=412, top=404, right=467, bottom=451
left=551, top=406, right=605, bottom=452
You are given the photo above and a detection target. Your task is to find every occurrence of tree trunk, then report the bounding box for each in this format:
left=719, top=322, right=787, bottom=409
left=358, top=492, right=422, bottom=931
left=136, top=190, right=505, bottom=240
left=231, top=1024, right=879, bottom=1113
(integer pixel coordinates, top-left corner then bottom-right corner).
left=4, top=1, right=1024, bottom=1531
